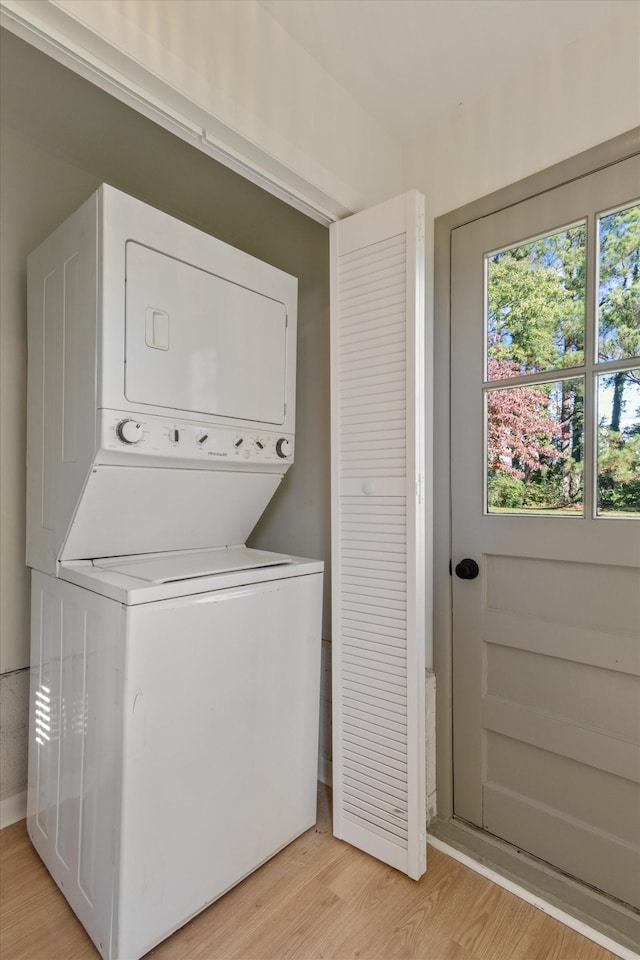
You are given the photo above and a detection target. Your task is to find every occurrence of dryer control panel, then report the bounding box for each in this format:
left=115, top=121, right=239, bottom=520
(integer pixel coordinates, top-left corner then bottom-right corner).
left=99, top=409, right=294, bottom=467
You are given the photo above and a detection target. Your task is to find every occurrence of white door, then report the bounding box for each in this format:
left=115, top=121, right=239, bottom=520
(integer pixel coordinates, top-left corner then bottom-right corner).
left=451, top=154, right=640, bottom=907
left=330, top=192, right=428, bottom=880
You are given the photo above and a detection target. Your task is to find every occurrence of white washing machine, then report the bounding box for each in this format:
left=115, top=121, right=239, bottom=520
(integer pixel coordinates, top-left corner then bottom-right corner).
left=25, top=186, right=323, bottom=960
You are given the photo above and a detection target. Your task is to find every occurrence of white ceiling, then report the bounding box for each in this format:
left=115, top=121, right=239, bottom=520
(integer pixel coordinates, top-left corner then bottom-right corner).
left=258, top=0, right=637, bottom=143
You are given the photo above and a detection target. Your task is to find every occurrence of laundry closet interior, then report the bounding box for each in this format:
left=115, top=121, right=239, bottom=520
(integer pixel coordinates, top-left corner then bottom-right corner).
left=0, top=18, right=332, bottom=893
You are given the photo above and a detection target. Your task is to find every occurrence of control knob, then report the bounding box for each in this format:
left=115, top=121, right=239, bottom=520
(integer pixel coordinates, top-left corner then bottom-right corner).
left=275, top=438, right=291, bottom=459
left=116, top=419, right=143, bottom=445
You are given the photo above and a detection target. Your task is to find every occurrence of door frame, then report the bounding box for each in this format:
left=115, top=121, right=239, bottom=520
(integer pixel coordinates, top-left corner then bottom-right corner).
left=433, top=126, right=640, bottom=821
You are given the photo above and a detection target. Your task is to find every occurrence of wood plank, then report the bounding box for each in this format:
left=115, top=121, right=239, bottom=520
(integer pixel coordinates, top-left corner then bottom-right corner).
left=486, top=732, right=640, bottom=846
left=485, top=556, right=640, bottom=632
left=484, top=782, right=640, bottom=911
left=483, top=609, right=640, bottom=676
left=486, top=644, right=640, bottom=738
left=0, top=785, right=620, bottom=960
left=482, top=696, right=640, bottom=782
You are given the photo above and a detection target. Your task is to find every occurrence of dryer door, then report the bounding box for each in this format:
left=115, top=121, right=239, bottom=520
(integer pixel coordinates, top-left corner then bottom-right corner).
left=124, top=242, right=288, bottom=424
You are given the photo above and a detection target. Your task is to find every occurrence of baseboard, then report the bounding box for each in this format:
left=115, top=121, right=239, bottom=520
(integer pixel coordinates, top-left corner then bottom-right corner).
left=428, top=822, right=639, bottom=960
left=0, top=791, right=27, bottom=829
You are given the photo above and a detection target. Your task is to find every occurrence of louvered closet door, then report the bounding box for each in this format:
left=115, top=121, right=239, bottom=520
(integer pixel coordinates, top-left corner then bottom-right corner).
left=330, top=191, right=426, bottom=880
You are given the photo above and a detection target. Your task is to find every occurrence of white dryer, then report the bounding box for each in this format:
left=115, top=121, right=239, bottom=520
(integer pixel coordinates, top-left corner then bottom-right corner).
left=25, top=186, right=323, bottom=960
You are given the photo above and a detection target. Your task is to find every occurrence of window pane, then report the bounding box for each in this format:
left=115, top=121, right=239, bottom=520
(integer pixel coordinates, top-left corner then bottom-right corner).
left=597, top=204, right=640, bottom=363
left=486, top=225, right=586, bottom=381
left=597, top=369, right=640, bottom=517
left=487, top=377, right=584, bottom=515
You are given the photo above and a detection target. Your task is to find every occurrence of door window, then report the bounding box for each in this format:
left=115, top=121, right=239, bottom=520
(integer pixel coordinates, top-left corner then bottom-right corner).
left=596, top=203, right=640, bottom=517
left=485, top=204, right=639, bottom=517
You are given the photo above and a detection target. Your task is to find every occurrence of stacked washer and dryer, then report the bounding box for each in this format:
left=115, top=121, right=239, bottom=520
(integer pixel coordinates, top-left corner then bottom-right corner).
left=25, top=185, right=323, bottom=960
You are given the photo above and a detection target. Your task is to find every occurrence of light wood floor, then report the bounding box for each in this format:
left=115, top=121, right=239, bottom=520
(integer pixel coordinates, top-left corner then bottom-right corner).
left=0, top=785, right=618, bottom=960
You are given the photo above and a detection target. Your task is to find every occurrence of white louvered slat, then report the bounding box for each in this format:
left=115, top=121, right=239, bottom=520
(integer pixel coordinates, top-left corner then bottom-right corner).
left=341, top=380, right=405, bottom=401
left=344, top=712, right=408, bottom=743
left=344, top=598, right=407, bottom=615
left=341, top=323, right=406, bottom=347
left=344, top=578, right=408, bottom=596
left=343, top=639, right=406, bottom=662
left=341, top=339, right=406, bottom=361
left=343, top=632, right=406, bottom=653
left=343, top=772, right=407, bottom=806
left=341, top=359, right=406, bottom=381
left=342, top=634, right=407, bottom=657
left=343, top=612, right=407, bottom=635
left=344, top=781, right=407, bottom=816
left=341, top=405, right=405, bottom=423
left=343, top=747, right=407, bottom=782
left=343, top=703, right=408, bottom=737
left=342, top=678, right=406, bottom=707
left=343, top=692, right=407, bottom=722
left=342, top=518, right=406, bottom=531
left=331, top=192, right=426, bottom=880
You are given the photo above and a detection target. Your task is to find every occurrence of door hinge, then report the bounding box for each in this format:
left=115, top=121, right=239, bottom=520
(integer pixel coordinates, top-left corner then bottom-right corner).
left=416, top=474, right=424, bottom=504
left=449, top=560, right=452, bottom=576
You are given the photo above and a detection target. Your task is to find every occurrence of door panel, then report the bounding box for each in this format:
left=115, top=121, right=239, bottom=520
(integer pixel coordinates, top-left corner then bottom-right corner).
left=451, top=153, right=640, bottom=908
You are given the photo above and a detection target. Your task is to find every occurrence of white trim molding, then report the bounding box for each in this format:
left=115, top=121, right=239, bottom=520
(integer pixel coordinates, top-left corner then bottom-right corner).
left=427, top=835, right=638, bottom=960
left=0, top=0, right=403, bottom=224
left=0, top=0, right=342, bottom=225
left=0, top=791, right=27, bottom=830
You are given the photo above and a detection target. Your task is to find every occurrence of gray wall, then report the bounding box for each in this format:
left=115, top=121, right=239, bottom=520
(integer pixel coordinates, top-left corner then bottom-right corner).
left=0, top=30, right=331, bottom=806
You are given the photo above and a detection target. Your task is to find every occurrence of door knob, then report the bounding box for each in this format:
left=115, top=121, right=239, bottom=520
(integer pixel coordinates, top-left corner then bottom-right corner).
left=455, top=558, right=479, bottom=580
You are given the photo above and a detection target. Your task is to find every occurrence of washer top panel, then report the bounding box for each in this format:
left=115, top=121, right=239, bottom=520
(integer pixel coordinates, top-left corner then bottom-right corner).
left=59, top=548, right=323, bottom=605
left=93, top=546, right=291, bottom=583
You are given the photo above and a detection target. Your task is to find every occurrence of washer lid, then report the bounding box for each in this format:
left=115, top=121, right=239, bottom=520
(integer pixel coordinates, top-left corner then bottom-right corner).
left=60, top=466, right=282, bottom=562
left=92, top=546, right=291, bottom=584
